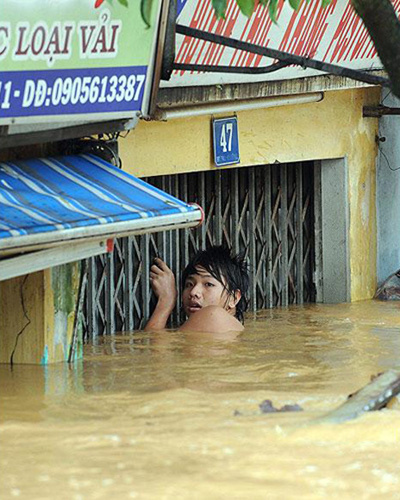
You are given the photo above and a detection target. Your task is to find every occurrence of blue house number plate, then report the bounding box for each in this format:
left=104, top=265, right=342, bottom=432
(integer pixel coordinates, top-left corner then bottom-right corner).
left=212, top=117, right=240, bottom=167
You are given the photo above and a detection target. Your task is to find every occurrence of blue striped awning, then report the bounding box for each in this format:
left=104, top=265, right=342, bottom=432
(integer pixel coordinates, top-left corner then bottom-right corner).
left=0, top=154, right=202, bottom=255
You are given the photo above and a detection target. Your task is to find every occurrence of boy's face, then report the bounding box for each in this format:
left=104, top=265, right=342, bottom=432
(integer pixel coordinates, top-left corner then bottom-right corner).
left=182, top=266, right=238, bottom=316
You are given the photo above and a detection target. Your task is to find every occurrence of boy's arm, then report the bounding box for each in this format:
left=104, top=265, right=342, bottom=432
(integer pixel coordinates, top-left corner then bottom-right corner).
left=144, top=258, right=177, bottom=331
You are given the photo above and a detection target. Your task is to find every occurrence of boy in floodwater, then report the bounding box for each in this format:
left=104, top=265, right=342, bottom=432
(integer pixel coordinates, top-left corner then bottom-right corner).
left=144, top=246, right=249, bottom=333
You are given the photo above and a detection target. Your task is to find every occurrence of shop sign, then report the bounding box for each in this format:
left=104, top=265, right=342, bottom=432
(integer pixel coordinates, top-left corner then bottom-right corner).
left=0, top=0, right=161, bottom=124
left=163, top=0, right=395, bottom=88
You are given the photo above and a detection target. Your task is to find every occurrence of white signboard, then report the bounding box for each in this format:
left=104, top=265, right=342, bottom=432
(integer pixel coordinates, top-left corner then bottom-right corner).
left=163, top=0, right=400, bottom=88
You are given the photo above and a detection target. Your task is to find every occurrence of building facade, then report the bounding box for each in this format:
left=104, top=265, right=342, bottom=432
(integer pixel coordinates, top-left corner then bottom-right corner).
left=2, top=0, right=399, bottom=363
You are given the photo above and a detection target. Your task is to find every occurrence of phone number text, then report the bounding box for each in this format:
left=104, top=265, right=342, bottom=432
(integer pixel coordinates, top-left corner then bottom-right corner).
left=0, top=67, right=147, bottom=117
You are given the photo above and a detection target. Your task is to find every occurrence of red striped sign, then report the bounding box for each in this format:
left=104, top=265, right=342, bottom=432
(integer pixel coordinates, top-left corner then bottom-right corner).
left=162, top=0, right=399, bottom=88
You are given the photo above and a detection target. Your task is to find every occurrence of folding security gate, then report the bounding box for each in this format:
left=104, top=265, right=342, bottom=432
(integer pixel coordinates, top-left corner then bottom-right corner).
left=82, top=161, right=318, bottom=339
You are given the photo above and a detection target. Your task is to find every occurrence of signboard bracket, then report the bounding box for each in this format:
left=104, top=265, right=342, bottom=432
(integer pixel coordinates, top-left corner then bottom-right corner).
left=174, top=24, right=390, bottom=89
left=0, top=118, right=134, bottom=150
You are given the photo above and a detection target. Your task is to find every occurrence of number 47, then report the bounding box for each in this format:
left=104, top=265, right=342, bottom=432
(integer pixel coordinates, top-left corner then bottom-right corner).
left=220, top=123, right=233, bottom=153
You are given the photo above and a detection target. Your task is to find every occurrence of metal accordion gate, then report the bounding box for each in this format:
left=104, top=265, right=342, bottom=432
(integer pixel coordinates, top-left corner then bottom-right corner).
left=82, top=161, right=317, bottom=340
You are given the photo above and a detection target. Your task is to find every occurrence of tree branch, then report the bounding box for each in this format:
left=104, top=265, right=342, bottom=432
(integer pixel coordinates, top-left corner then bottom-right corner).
left=352, top=0, right=400, bottom=98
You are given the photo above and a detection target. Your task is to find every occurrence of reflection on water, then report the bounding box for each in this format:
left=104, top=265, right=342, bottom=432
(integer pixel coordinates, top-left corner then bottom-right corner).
left=1, top=300, right=400, bottom=499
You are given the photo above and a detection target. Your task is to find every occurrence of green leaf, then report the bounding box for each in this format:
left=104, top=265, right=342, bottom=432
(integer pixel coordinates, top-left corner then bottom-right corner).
left=259, top=0, right=268, bottom=5
left=118, top=0, right=128, bottom=6
left=237, top=0, right=255, bottom=17
left=140, top=0, right=152, bottom=27
left=212, top=0, right=227, bottom=19
left=321, top=0, right=332, bottom=6
left=289, top=0, right=301, bottom=10
left=268, top=0, right=279, bottom=23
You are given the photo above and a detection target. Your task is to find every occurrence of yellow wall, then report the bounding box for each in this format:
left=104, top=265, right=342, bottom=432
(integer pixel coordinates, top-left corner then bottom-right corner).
left=0, top=272, right=45, bottom=364
left=119, top=87, right=380, bottom=301
left=0, top=263, right=80, bottom=364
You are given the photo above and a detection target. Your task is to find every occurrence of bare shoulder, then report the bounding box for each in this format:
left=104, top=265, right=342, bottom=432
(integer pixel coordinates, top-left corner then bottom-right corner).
left=179, top=305, right=244, bottom=333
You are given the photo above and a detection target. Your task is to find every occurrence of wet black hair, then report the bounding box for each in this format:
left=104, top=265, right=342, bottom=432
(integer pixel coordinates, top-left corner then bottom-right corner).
left=181, top=245, right=249, bottom=323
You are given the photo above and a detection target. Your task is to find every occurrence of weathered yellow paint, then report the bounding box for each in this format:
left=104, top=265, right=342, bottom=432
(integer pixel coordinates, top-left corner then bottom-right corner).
left=0, top=272, right=45, bottom=364
left=0, top=263, right=81, bottom=364
left=119, top=87, right=380, bottom=301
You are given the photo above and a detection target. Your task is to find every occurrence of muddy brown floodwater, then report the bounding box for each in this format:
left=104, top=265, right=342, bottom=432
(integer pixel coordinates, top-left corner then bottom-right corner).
left=1, top=300, right=400, bottom=499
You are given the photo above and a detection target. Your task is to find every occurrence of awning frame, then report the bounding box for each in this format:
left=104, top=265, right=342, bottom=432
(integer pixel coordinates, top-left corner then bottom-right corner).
left=0, top=239, right=111, bottom=282
left=0, top=210, right=202, bottom=257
